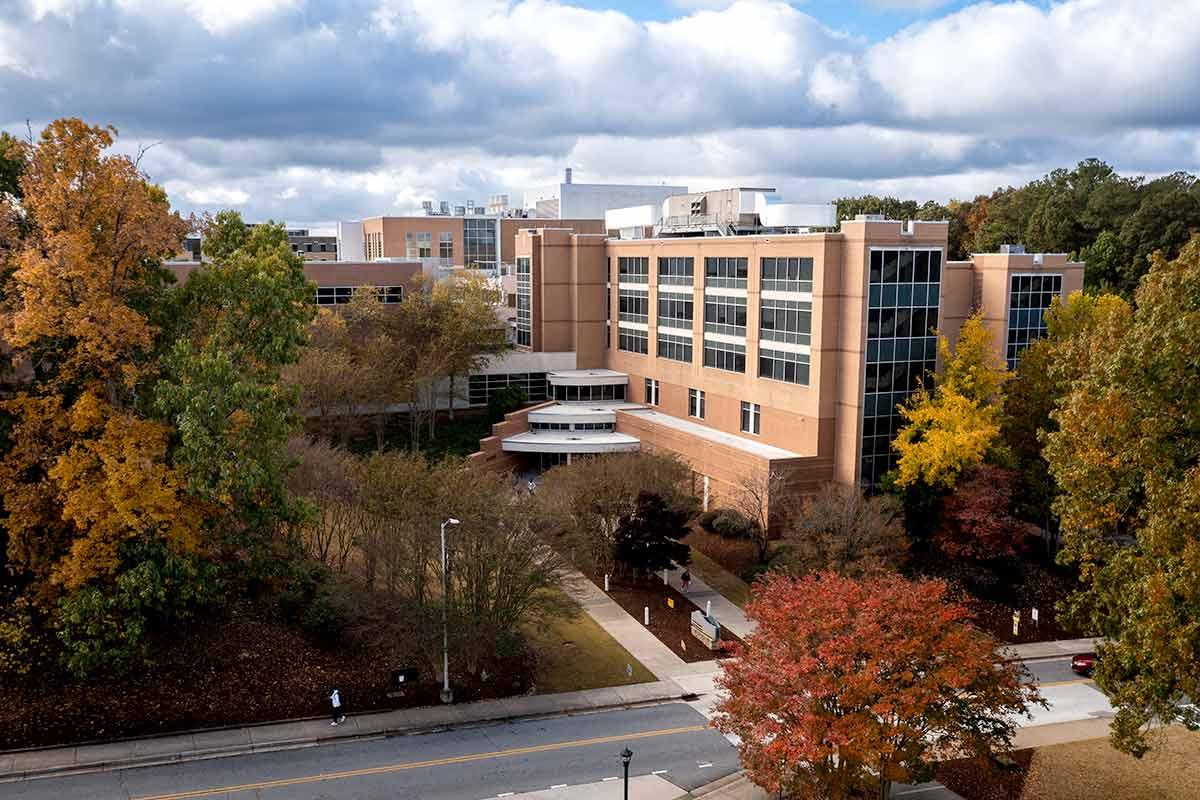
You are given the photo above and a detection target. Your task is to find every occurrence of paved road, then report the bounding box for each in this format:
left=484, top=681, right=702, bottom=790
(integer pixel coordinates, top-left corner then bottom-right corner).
left=1023, top=656, right=1086, bottom=686
left=5, top=704, right=737, bottom=800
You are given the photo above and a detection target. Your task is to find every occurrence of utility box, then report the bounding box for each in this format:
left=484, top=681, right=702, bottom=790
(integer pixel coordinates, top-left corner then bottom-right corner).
left=691, top=610, right=720, bottom=651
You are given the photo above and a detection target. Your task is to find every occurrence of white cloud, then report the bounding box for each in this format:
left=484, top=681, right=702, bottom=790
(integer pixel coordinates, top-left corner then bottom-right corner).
left=866, top=0, right=956, bottom=10
left=866, top=0, right=1200, bottom=131
left=183, top=186, right=251, bottom=204
left=277, top=186, right=299, bottom=199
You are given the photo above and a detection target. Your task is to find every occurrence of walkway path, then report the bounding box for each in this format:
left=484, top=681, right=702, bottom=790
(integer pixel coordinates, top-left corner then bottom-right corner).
left=560, top=568, right=692, bottom=681
left=665, top=565, right=754, bottom=640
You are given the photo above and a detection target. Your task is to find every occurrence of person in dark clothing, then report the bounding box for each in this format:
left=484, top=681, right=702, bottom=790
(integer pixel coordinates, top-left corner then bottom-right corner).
left=329, top=688, right=346, bottom=725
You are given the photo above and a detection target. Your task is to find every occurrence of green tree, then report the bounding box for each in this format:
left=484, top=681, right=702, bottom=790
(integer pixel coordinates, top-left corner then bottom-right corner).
left=199, top=209, right=249, bottom=262
left=155, top=213, right=315, bottom=552
left=1077, top=229, right=1126, bottom=293
left=1044, top=236, right=1200, bottom=755
left=614, top=491, right=691, bottom=577
left=0, top=132, right=25, bottom=200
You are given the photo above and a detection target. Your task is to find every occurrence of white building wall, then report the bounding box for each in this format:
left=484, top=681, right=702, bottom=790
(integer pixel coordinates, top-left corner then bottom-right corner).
left=336, top=220, right=365, bottom=261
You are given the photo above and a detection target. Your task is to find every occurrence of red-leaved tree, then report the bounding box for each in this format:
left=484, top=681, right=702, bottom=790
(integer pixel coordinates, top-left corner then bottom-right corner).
left=715, top=571, right=1042, bottom=800
left=937, top=465, right=1040, bottom=560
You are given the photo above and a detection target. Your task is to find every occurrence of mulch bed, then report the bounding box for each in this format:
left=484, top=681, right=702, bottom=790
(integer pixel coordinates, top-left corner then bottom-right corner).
left=935, top=750, right=1034, bottom=800
left=910, top=555, right=1089, bottom=645
left=585, top=568, right=742, bottom=663
left=2, top=598, right=532, bottom=752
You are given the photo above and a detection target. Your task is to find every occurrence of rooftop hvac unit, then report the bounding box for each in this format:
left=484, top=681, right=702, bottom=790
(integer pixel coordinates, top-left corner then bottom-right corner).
left=454, top=205, right=466, bottom=216
left=999, top=244, right=1026, bottom=254
left=422, top=200, right=434, bottom=215
left=440, top=201, right=450, bottom=215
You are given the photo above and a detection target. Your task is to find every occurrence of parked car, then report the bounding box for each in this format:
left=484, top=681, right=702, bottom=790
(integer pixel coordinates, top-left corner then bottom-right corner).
left=1071, top=652, right=1097, bottom=677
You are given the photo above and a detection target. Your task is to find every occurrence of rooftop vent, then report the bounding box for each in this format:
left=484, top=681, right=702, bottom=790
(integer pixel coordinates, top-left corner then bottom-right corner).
left=999, top=244, right=1026, bottom=254
left=564, top=167, right=573, bottom=185
left=855, top=213, right=886, bottom=222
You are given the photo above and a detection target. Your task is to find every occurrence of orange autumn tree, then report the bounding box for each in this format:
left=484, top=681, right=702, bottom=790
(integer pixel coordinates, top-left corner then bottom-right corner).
left=715, top=572, right=1042, bottom=800
left=0, top=119, right=201, bottom=596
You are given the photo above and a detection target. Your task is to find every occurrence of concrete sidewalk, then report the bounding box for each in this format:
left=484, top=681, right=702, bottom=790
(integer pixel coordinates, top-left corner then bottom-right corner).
left=666, top=565, right=753, bottom=640
left=0, top=680, right=686, bottom=783
left=681, top=772, right=965, bottom=800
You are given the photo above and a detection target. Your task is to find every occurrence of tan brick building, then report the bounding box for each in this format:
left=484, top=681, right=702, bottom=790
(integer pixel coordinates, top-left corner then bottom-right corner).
left=471, top=214, right=1083, bottom=515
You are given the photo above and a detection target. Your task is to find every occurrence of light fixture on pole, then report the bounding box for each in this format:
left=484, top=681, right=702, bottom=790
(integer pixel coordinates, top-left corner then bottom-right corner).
left=620, top=747, right=633, bottom=800
left=440, top=517, right=460, bottom=704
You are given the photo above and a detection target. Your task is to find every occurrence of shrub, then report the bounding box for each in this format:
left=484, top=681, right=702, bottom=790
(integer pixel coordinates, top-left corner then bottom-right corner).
left=697, top=510, right=721, bottom=532
left=300, top=592, right=343, bottom=647
left=712, top=509, right=760, bottom=540
left=55, top=539, right=222, bottom=679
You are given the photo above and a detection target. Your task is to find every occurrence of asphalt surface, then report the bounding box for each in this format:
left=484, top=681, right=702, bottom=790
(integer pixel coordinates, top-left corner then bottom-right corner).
left=5, top=703, right=738, bottom=800
left=1022, top=656, right=1088, bottom=686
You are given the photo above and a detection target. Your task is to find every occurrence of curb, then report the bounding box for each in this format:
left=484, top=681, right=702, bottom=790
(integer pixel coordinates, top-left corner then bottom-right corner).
left=0, top=688, right=692, bottom=784
left=687, top=770, right=751, bottom=797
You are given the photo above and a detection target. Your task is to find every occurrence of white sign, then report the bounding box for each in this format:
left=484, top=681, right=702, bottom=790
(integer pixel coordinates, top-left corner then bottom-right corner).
left=1012, top=611, right=1020, bottom=636
left=1031, top=608, right=1039, bottom=623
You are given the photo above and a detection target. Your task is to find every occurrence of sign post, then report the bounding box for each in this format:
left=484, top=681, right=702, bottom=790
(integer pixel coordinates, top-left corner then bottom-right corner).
left=1012, top=611, right=1020, bottom=637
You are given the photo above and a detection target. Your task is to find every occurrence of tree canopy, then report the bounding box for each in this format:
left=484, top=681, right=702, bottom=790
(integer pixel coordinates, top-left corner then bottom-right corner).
left=838, top=159, right=1200, bottom=296
left=1043, top=236, right=1200, bottom=755
left=716, top=571, right=1040, bottom=800
left=892, top=312, right=1006, bottom=490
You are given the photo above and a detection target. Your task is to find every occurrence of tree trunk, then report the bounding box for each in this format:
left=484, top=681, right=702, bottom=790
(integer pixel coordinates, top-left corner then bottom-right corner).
left=448, top=373, right=457, bottom=421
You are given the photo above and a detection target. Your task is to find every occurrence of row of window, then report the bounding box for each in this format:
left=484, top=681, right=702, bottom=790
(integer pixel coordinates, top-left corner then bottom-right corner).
left=867, top=307, right=939, bottom=340
left=703, top=339, right=746, bottom=373
left=530, top=421, right=615, bottom=432
left=759, top=348, right=810, bottom=385
left=515, top=257, right=532, bottom=347
left=618, top=289, right=649, bottom=324
left=704, top=295, right=747, bottom=336
left=611, top=256, right=814, bottom=292
left=759, top=298, right=811, bottom=346
left=292, top=242, right=337, bottom=254
left=657, top=331, right=693, bottom=363
left=869, top=249, right=943, bottom=285
left=868, top=282, right=940, bottom=309
left=313, top=285, right=404, bottom=306
left=617, top=327, right=648, bottom=354
left=466, top=372, right=549, bottom=407
left=463, top=217, right=498, bottom=269
left=551, top=383, right=628, bottom=402
left=657, top=295, right=693, bottom=328
left=645, top=380, right=760, bottom=436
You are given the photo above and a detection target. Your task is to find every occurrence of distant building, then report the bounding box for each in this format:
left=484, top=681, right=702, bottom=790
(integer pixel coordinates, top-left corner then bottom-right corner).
left=523, top=169, right=686, bottom=221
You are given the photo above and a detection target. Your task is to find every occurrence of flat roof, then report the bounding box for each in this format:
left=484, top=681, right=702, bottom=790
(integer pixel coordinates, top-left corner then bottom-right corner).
left=549, top=369, right=628, bottom=378
left=620, top=408, right=802, bottom=460
left=501, top=431, right=640, bottom=454
left=530, top=402, right=641, bottom=417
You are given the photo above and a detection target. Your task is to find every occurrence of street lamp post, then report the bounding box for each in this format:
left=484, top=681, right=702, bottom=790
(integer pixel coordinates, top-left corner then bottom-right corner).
left=440, top=517, right=460, bottom=704
left=620, top=747, right=633, bottom=800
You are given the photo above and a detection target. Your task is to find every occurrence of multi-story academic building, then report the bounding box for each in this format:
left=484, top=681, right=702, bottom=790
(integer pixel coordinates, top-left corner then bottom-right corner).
left=471, top=196, right=1083, bottom=514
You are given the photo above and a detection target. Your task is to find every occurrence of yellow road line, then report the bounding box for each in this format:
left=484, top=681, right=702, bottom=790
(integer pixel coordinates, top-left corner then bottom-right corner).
left=132, top=724, right=709, bottom=800
left=1038, top=678, right=1095, bottom=688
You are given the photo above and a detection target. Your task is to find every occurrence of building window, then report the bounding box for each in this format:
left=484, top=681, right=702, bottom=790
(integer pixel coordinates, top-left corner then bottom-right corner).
left=405, top=232, right=416, bottom=259
left=305, top=243, right=313, bottom=253
left=516, top=256, right=532, bottom=347
left=657, top=331, right=693, bottom=363
left=416, top=231, right=432, bottom=258
left=468, top=372, right=549, bottom=406
left=1006, top=274, right=1063, bottom=369
left=618, top=288, right=649, bottom=324
left=617, top=256, right=649, bottom=284
left=760, top=257, right=814, bottom=293
left=319, top=243, right=327, bottom=252
left=464, top=216, right=498, bottom=269
left=688, top=388, right=705, bottom=419
left=552, top=383, right=627, bottom=402
left=759, top=298, right=812, bottom=346
left=759, top=348, right=810, bottom=385
left=704, top=256, right=748, bottom=289
left=618, top=327, right=649, bottom=354
left=644, top=378, right=659, bottom=406
left=439, top=231, right=453, bottom=259
left=376, top=285, right=404, bottom=304
left=861, top=247, right=943, bottom=486
left=703, top=339, right=746, bottom=373
left=658, top=256, right=694, bottom=286
left=704, top=295, right=747, bottom=337
left=657, top=295, right=693, bottom=329
left=740, top=401, right=761, bottom=435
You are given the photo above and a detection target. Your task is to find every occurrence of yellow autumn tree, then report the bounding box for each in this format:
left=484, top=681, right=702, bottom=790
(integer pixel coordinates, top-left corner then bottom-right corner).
left=892, top=312, right=1007, bottom=490
left=0, top=119, right=200, bottom=597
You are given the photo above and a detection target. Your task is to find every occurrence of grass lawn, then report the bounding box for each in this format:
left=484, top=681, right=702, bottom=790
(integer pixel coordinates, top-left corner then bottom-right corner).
left=937, top=726, right=1200, bottom=800
left=523, top=591, right=656, bottom=694
left=686, top=547, right=753, bottom=609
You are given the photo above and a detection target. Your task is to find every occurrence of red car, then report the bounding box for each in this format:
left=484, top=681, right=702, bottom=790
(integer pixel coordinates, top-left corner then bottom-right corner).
left=1071, top=652, right=1097, bottom=677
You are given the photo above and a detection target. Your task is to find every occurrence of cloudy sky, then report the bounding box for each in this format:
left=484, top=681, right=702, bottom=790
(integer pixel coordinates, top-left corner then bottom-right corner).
left=1, top=0, right=1197, bottom=231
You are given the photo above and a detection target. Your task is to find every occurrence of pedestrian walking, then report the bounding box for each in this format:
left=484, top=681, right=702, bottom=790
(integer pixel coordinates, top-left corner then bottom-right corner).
left=329, top=688, right=346, bottom=726
left=680, top=570, right=691, bottom=593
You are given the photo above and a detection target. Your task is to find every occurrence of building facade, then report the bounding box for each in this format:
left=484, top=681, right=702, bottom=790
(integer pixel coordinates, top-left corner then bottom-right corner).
left=472, top=215, right=1083, bottom=512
